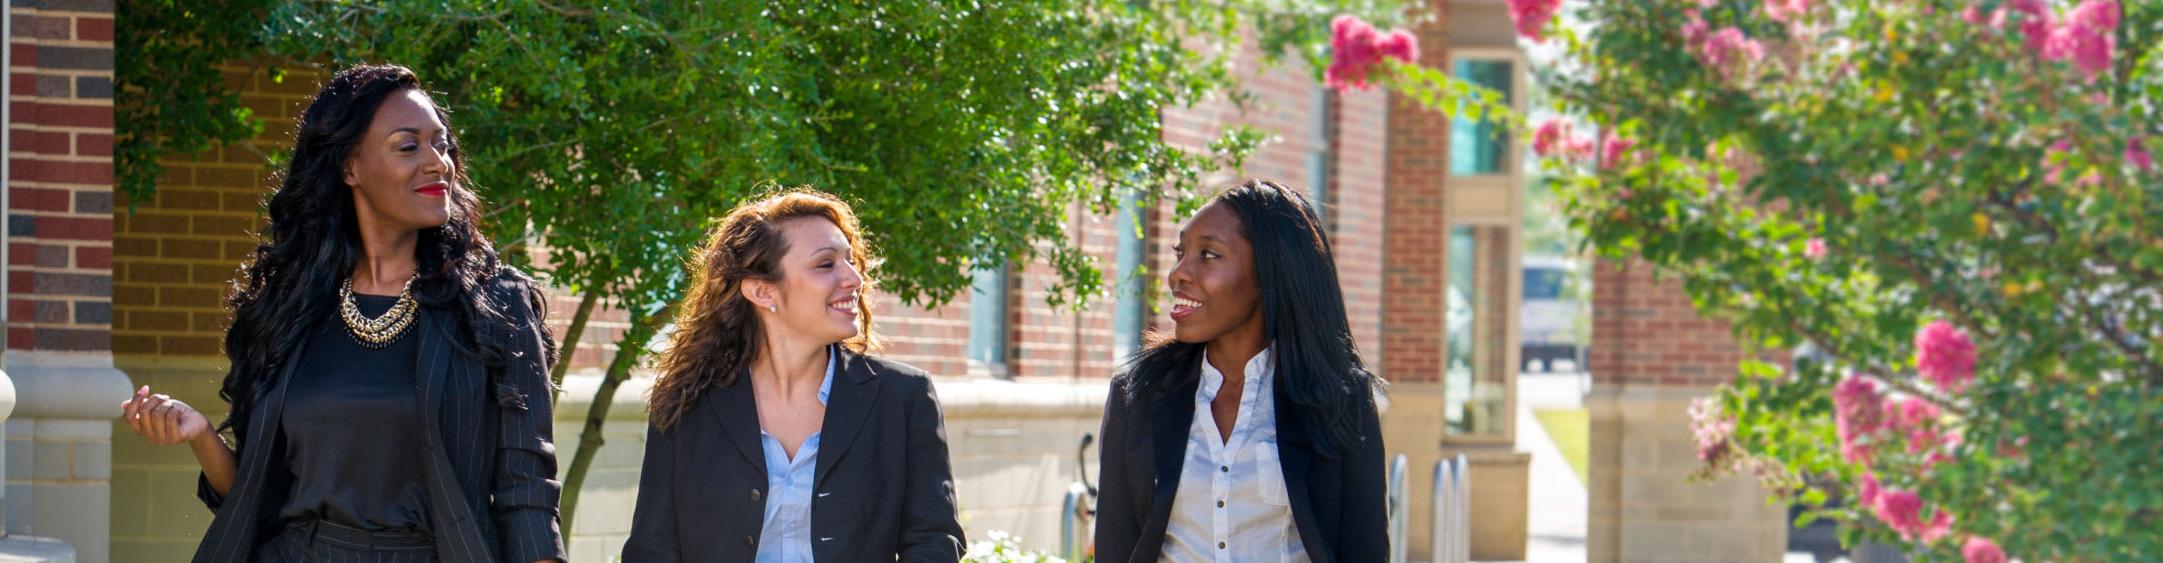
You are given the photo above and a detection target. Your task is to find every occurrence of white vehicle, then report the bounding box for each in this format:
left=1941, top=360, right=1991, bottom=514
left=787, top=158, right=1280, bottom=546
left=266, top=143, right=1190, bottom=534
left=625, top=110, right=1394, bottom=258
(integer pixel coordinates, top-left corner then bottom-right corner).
left=1520, top=255, right=1584, bottom=372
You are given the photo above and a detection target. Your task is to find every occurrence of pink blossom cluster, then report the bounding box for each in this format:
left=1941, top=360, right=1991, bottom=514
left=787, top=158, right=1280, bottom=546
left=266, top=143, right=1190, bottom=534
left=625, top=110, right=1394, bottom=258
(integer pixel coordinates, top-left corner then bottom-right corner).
left=1677, top=11, right=1764, bottom=83
left=1972, top=0, right=2120, bottom=79
left=1688, top=396, right=1736, bottom=466
left=1963, top=536, right=2008, bottom=563
left=1326, top=16, right=1419, bottom=91
left=1763, top=0, right=1811, bottom=23
left=1804, top=238, right=1828, bottom=260
left=1504, top=0, right=1565, bottom=43
left=1532, top=118, right=1596, bottom=161
left=1599, top=132, right=1636, bottom=170
left=1832, top=375, right=1888, bottom=464
left=2128, top=137, right=2155, bottom=172
left=1915, top=320, right=1978, bottom=393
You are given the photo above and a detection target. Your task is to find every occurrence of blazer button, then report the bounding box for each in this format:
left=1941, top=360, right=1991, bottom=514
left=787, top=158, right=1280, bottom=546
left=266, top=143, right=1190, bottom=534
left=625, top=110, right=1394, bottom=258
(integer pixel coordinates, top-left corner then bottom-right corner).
left=745, top=535, right=757, bottom=547
left=751, top=488, right=762, bottom=502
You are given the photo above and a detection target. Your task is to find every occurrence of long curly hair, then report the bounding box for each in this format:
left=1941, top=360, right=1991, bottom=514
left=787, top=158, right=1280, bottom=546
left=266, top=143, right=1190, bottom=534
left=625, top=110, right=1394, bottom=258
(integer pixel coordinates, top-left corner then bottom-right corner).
left=647, top=188, right=881, bottom=430
left=219, top=64, right=514, bottom=438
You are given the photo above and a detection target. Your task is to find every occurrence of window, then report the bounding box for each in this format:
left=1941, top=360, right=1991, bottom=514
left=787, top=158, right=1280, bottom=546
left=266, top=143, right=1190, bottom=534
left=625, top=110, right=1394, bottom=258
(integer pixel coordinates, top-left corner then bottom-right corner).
left=1449, top=58, right=1515, bottom=176
left=966, top=262, right=1010, bottom=377
left=1446, top=224, right=1512, bottom=437
left=1306, top=85, right=1335, bottom=224
left=1112, top=187, right=1147, bottom=358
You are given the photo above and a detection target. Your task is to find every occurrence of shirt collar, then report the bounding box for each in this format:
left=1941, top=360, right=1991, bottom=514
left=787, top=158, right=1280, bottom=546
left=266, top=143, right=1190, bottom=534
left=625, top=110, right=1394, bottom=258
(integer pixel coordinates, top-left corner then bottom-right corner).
left=1198, top=346, right=1274, bottom=398
left=817, top=345, right=836, bottom=407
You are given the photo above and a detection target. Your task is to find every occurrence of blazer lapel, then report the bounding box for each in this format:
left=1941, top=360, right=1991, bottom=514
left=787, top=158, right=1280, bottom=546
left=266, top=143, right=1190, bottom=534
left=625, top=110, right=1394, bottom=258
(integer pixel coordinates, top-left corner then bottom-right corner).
left=814, top=347, right=879, bottom=487
left=1274, top=383, right=1329, bottom=563
left=710, top=370, right=767, bottom=475
left=412, top=310, right=492, bottom=561
left=193, top=335, right=310, bottom=563
left=1143, top=377, right=1198, bottom=537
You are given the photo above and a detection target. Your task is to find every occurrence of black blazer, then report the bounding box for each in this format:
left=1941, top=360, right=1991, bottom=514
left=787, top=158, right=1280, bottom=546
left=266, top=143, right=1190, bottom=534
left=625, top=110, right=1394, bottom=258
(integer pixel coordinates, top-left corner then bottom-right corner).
left=192, top=271, right=565, bottom=563
left=622, top=349, right=966, bottom=562
left=1092, top=359, right=1388, bottom=563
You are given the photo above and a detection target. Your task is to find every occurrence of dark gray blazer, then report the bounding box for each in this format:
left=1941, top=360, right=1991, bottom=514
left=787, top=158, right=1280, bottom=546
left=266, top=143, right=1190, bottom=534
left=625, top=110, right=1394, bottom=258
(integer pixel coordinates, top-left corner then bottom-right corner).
left=1092, top=361, right=1389, bottom=563
left=192, top=272, right=565, bottom=563
left=621, top=349, right=966, bottom=562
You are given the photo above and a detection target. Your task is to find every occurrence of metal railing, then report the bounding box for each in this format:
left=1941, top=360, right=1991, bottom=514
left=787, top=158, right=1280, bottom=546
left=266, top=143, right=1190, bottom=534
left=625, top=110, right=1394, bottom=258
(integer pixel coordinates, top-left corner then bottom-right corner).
left=1061, top=433, right=1098, bottom=562
left=1386, top=454, right=1411, bottom=563
left=1431, top=453, right=1471, bottom=563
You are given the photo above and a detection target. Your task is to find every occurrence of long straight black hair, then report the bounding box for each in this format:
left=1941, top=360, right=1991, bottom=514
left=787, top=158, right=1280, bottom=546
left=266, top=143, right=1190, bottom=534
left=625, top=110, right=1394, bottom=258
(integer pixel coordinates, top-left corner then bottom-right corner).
left=1120, top=179, right=1382, bottom=458
left=218, top=64, right=522, bottom=439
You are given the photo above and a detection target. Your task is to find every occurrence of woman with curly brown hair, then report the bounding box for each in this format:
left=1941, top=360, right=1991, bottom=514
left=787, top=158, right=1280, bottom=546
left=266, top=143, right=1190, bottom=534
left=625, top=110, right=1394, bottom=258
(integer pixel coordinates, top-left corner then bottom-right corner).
left=622, top=188, right=965, bottom=562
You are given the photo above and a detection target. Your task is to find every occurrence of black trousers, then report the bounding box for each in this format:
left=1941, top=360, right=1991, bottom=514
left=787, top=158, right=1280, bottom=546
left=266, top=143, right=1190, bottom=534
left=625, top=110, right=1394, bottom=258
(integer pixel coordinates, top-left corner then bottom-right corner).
left=255, top=520, right=437, bottom=563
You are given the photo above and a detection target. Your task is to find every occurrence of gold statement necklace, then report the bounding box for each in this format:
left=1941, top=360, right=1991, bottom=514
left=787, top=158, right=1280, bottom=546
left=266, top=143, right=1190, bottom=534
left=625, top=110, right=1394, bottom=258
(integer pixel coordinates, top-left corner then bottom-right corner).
left=339, top=274, right=420, bottom=349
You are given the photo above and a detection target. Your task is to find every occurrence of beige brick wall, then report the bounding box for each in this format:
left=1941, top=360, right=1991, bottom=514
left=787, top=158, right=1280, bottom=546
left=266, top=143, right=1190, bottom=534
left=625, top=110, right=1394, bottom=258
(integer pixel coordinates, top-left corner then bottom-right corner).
left=1587, top=387, right=1788, bottom=562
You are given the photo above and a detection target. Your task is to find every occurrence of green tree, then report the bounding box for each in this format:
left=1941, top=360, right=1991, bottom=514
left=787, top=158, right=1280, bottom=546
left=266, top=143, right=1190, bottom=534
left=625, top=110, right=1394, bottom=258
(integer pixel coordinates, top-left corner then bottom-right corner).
left=122, top=0, right=1410, bottom=531
left=1502, top=0, right=2161, bottom=559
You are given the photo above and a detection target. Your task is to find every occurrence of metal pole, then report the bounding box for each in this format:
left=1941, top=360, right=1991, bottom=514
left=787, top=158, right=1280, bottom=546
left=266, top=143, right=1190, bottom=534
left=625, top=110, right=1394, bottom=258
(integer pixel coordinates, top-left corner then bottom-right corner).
left=1061, top=482, right=1090, bottom=562
left=1387, top=454, right=1408, bottom=563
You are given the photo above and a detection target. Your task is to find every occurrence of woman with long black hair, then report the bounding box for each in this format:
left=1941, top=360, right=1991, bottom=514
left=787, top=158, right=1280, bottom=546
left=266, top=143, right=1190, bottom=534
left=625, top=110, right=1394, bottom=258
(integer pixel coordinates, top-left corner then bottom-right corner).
left=118, top=64, right=564, bottom=563
left=1093, top=179, right=1388, bottom=563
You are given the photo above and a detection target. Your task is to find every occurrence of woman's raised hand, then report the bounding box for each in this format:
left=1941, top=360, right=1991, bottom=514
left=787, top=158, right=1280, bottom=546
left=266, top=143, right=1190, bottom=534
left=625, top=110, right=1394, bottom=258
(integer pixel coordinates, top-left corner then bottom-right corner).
left=120, top=385, right=213, bottom=446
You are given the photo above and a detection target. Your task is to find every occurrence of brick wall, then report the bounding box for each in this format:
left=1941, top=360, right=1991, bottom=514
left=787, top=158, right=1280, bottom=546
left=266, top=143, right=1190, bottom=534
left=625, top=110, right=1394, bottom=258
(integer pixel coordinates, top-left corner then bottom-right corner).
left=9, top=0, right=115, bottom=354
left=1381, top=13, right=1455, bottom=385
left=110, top=66, right=316, bottom=358
left=1587, top=258, right=1749, bottom=387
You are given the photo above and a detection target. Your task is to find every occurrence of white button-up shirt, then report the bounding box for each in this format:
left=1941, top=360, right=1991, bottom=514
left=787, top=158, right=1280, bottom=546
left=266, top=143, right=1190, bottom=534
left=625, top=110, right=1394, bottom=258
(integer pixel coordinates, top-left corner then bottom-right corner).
left=1161, top=347, right=1309, bottom=563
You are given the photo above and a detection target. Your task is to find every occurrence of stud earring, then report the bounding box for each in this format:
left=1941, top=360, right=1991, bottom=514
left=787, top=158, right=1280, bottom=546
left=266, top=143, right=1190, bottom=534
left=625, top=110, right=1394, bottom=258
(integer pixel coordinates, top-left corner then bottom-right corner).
left=768, top=304, right=778, bottom=313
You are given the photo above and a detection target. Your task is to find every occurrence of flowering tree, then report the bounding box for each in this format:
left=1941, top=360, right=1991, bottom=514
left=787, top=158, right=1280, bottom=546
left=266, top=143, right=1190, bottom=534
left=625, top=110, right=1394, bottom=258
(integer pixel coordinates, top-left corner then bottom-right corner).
left=1490, top=0, right=2158, bottom=560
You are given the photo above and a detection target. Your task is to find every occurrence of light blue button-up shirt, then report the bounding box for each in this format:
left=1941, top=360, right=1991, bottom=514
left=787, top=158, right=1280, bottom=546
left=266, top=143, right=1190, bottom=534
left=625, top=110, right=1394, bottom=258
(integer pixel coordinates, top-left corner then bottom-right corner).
left=755, top=351, right=834, bottom=563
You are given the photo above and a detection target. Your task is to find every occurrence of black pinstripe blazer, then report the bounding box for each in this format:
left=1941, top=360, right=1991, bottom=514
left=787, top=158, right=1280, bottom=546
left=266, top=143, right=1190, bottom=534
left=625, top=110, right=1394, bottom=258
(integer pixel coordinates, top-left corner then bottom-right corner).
left=191, top=272, right=566, bottom=563
left=621, top=349, right=966, bottom=562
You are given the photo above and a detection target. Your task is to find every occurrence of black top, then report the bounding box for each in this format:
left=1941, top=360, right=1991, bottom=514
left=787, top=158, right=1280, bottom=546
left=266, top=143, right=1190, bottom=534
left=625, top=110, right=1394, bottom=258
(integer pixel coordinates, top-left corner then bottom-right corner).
left=621, top=349, right=966, bottom=562
left=276, top=293, right=431, bottom=533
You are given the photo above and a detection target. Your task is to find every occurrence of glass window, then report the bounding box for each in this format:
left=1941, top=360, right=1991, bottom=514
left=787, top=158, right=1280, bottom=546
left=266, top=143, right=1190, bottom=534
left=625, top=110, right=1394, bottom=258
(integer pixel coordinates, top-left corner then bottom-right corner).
left=966, top=262, right=1010, bottom=374
left=1446, top=224, right=1512, bottom=437
left=1450, top=59, right=1514, bottom=176
left=1523, top=267, right=1566, bottom=301
left=1112, top=188, right=1147, bottom=358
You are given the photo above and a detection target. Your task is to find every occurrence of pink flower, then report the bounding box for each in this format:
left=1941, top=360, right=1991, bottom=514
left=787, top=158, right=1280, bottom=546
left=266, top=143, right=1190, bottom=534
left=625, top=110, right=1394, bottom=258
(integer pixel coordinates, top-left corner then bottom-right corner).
left=2047, top=0, right=2119, bottom=79
left=1856, top=472, right=1882, bottom=506
left=2004, top=0, right=2057, bottom=53
left=2129, top=137, right=2155, bottom=171
left=1804, top=238, right=1828, bottom=260
left=1326, top=16, right=1420, bottom=91
left=1833, top=375, right=1886, bottom=464
left=1963, top=537, right=2008, bottom=563
left=1327, top=16, right=1381, bottom=90
left=1922, top=509, right=1956, bottom=543
left=1680, top=13, right=1710, bottom=48
left=1894, top=395, right=1943, bottom=448
left=1688, top=396, right=1736, bottom=464
left=1697, top=27, right=1766, bottom=81
left=1874, top=489, right=1925, bottom=537
left=1506, top=0, right=1564, bottom=43
left=1599, top=132, right=1636, bottom=170
left=1375, top=30, right=1419, bottom=65
left=1533, top=119, right=1570, bottom=157
left=1764, top=0, right=1810, bottom=23
left=1915, top=320, right=1978, bottom=393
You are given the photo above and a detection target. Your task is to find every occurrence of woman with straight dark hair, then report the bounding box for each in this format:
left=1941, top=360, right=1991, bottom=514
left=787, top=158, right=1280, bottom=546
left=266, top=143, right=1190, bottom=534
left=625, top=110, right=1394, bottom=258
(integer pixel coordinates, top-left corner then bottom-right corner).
left=622, top=188, right=965, bottom=562
left=1093, top=179, right=1388, bottom=562
left=118, top=64, right=564, bottom=563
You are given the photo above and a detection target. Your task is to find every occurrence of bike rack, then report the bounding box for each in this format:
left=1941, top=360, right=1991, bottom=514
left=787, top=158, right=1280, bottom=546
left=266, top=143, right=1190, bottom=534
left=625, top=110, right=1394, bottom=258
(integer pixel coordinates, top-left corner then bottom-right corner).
left=1386, top=454, right=1410, bottom=563
left=1431, top=453, right=1471, bottom=563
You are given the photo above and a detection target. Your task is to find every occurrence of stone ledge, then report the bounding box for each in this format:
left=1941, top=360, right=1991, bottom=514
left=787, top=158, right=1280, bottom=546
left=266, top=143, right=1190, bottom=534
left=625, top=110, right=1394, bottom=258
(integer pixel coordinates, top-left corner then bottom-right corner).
left=4, top=352, right=130, bottom=421
left=0, top=535, right=74, bottom=563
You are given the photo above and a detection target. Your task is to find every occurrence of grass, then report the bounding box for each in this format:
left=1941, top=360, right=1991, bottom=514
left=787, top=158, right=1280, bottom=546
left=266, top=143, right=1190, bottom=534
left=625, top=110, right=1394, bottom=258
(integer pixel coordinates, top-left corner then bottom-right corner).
left=1533, top=407, right=1590, bottom=485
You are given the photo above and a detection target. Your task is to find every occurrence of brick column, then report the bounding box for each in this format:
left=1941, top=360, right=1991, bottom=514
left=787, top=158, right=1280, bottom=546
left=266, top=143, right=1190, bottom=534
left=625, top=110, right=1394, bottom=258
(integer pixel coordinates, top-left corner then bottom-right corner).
left=1585, top=259, right=1788, bottom=562
left=2, top=1, right=128, bottom=562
